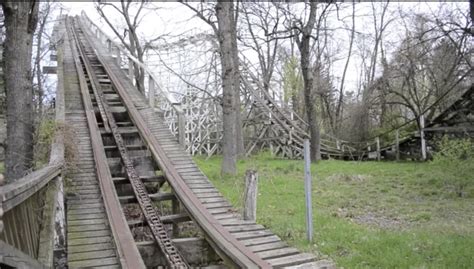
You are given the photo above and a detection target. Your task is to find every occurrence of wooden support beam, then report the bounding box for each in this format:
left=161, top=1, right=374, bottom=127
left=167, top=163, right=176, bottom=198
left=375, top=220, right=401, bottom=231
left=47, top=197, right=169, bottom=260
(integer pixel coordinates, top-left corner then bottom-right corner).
left=376, top=137, right=381, bottom=161
left=0, top=240, right=47, bottom=268
left=148, top=75, right=155, bottom=108
left=243, top=170, right=258, bottom=221
left=395, top=130, right=400, bottom=161
left=177, top=111, right=186, bottom=147
left=136, top=237, right=220, bottom=267
left=128, top=57, right=134, bottom=81
left=42, top=66, right=57, bottom=74
left=420, top=115, right=427, bottom=161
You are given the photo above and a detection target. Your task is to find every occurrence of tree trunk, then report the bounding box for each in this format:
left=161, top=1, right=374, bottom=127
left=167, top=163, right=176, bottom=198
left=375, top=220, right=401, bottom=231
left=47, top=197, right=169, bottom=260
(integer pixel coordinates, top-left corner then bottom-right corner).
left=216, top=1, right=238, bottom=175
left=1, top=1, right=39, bottom=182
left=303, top=66, right=321, bottom=162
left=296, top=2, right=321, bottom=162
left=230, top=10, right=244, bottom=157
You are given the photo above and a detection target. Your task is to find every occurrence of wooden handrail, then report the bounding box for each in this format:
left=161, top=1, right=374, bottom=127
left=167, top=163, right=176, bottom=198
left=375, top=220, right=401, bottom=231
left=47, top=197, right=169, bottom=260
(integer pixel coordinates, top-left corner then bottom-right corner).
left=79, top=12, right=183, bottom=114
left=0, top=164, right=61, bottom=213
left=79, top=13, right=187, bottom=147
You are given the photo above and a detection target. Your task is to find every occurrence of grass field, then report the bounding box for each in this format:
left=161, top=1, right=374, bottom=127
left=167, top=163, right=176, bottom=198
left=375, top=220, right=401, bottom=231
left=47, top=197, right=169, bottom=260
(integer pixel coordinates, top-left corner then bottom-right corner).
left=195, top=153, right=473, bottom=268
left=0, top=162, right=3, bottom=174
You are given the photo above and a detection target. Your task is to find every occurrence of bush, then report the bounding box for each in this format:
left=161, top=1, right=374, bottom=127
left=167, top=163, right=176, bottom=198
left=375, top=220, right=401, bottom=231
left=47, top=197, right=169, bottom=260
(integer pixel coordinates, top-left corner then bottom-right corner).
left=34, top=119, right=57, bottom=167
left=431, top=136, right=474, bottom=198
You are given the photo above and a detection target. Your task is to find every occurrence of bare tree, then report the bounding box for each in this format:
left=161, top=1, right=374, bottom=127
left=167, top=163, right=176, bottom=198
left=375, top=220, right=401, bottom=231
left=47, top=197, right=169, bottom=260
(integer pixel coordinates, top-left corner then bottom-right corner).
left=279, top=2, right=334, bottom=162
left=381, top=12, right=471, bottom=129
left=334, top=1, right=356, bottom=133
left=239, top=2, right=282, bottom=93
left=1, top=1, right=39, bottom=182
left=95, top=1, right=148, bottom=93
left=33, top=1, right=52, bottom=117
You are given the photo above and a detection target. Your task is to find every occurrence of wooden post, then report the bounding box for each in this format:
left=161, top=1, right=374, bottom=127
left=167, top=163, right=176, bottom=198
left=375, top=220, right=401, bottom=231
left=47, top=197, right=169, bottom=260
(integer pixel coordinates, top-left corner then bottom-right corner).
left=128, top=57, right=134, bottom=81
left=177, top=111, right=185, bottom=147
left=114, top=47, right=121, bottom=66
left=376, top=137, right=381, bottom=161
left=303, top=139, right=313, bottom=242
left=243, top=170, right=258, bottom=221
left=420, top=115, right=427, bottom=161
left=395, top=129, right=400, bottom=161
left=148, top=75, right=155, bottom=108
left=171, top=190, right=179, bottom=237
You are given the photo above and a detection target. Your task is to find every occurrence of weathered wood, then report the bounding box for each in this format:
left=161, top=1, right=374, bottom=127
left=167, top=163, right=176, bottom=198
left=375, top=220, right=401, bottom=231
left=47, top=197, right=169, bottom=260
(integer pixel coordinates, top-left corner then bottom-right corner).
left=243, top=170, right=258, bottom=221
left=266, top=253, right=315, bottom=267
left=257, top=247, right=300, bottom=260
left=0, top=240, right=47, bottom=268
left=395, top=129, right=400, bottom=161
left=137, top=238, right=220, bottom=267
left=420, top=115, right=427, bottom=161
left=67, top=23, right=141, bottom=268
left=148, top=75, right=155, bottom=108
left=376, top=137, right=381, bottom=161
left=0, top=164, right=61, bottom=213
left=178, top=111, right=186, bottom=147
left=248, top=241, right=287, bottom=253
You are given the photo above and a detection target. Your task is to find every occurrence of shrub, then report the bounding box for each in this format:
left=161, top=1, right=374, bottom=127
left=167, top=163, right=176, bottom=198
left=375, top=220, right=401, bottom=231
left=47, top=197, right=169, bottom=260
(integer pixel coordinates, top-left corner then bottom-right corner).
left=431, top=136, right=474, bottom=198
left=34, top=119, right=57, bottom=167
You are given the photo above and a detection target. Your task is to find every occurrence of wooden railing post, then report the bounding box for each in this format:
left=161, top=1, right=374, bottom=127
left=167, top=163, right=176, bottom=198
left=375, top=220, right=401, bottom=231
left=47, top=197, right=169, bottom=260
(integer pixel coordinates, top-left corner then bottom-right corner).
left=395, top=129, right=400, bottom=161
left=148, top=75, right=155, bottom=108
left=420, top=115, right=427, bottom=161
left=243, top=170, right=258, bottom=221
left=376, top=137, right=381, bottom=161
left=128, top=57, right=134, bottom=81
left=113, top=46, right=121, bottom=66
left=107, top=39, right=111, bottom=52
left=177, top=110, right=185, bottom=147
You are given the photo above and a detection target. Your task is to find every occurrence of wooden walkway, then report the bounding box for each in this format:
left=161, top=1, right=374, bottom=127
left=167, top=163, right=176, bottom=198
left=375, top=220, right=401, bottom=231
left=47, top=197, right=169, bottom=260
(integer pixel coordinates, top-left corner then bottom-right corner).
left=87, top=32, right=328, bottom=268
left=62, top=24, right=119, bottom=269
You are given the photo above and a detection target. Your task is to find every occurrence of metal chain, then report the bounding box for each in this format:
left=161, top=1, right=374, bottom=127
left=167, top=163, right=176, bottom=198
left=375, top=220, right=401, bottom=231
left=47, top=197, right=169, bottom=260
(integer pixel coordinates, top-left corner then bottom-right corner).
left=72, top=20, right=188, bottom=268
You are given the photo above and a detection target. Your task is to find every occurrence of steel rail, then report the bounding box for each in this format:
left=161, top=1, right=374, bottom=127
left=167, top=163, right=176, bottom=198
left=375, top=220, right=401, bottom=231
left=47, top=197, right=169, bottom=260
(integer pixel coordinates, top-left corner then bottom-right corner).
left=76, top=16, right=271, bottom=269
left=71, top=20, right=188, bottom=268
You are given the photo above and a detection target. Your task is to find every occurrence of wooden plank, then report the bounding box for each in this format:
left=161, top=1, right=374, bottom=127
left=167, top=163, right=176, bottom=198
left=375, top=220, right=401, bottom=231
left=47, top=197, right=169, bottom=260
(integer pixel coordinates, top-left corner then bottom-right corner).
left=68, top=224, right=108, bottom=232
left=257, top=247, right=300, bottom=260
left=68, top=249, right=116, bottom=262
left=266, top=253, right=315, bottom=267
left=69, top=230, right=111, bottom=240
left=68, top=257, right=118, bottom=268
left=232, top=230, right=274, bottom=240
left=68, top=219, right=107, bottom=226
left=241, top=235, right=281, bottom=247
left=68, top=242, right=115, bottom=253
left=248, top=241, right=288, bottom=253
left=68, top=203, right=103, bottom=211
left=68, top=213, right=106, bottom=221
left=67, top=236, right=114, bottom=246
left=228, top=224, right=265, bottom=233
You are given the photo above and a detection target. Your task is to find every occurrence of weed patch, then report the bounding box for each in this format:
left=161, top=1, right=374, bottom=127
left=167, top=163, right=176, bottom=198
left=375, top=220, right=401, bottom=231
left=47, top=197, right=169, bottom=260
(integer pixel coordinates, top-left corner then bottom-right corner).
left=195, top=154, right=474, bottom=268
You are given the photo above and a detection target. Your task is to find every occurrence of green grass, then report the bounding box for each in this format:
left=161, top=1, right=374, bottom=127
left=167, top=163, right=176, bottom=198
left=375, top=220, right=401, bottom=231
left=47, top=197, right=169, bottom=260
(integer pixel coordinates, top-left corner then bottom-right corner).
left=0, top=161, right=3, bottom=174
left=195, top=152, right=474, bottom=268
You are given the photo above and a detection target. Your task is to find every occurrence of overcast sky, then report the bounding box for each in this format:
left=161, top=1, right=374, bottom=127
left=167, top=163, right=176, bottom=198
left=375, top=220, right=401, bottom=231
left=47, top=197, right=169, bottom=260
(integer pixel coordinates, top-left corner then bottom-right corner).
left=56, top=2, right=470, bottom=96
